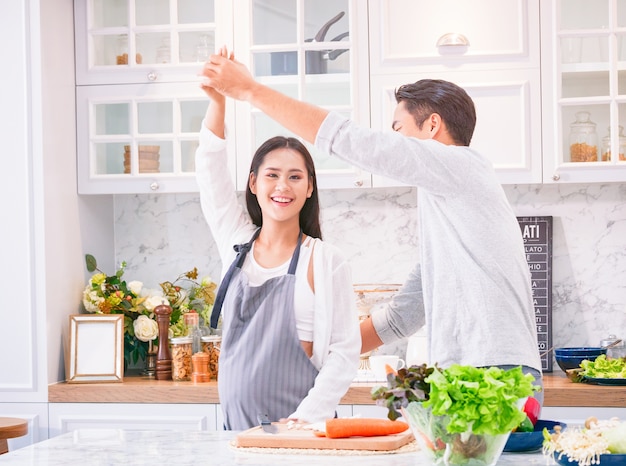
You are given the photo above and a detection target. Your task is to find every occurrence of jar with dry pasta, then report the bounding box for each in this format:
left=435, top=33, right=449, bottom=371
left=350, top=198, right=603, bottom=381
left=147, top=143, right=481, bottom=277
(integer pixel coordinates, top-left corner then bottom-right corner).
left=201, top=335, right=221, bottom=380
left=170, top=336, right=193, bottom=381
left=569, top=111, right=598, bottom=162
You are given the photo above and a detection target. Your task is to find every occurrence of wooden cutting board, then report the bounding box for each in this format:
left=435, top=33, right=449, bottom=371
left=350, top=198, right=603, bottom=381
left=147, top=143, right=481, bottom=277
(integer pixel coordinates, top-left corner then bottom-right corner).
left=235, top=423, right=415, bottom=451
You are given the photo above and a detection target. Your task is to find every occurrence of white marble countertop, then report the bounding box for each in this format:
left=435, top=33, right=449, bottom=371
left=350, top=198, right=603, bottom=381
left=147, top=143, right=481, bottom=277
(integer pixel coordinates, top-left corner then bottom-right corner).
left=0, top=429, right=554, bottom=465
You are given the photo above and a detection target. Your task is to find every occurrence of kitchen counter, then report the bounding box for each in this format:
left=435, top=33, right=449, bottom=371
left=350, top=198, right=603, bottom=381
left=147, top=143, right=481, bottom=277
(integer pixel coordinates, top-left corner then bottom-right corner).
left=48, top=373, right=626, bottom=407
left=0, top=429, right=550, bottom=465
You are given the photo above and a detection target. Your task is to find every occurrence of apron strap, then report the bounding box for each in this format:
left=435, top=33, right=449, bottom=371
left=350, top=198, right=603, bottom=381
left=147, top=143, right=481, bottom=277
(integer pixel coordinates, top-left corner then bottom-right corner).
left=210, top=229, right=260, bottom=328
left=209, top=229, right=303, bottom=329
left=287, top=230, right=303, bottom=275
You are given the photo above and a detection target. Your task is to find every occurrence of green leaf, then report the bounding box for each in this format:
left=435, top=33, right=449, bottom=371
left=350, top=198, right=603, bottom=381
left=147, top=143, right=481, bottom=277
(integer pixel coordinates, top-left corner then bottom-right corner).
left=85, top=254, right=97, bottom=272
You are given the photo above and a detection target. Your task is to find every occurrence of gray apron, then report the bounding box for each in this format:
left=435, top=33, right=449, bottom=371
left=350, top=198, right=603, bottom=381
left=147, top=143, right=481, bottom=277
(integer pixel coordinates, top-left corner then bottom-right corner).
left=211, top=229, right=319, bottom=430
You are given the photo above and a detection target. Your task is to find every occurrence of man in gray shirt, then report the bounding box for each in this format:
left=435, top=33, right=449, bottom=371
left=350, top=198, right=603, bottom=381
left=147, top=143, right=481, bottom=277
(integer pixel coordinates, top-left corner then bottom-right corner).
left=201, top=55, right=543, bottom=399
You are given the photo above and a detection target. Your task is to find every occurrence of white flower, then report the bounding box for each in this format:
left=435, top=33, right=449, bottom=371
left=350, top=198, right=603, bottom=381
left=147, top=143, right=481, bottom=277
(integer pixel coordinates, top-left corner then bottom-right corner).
left=127, top=280, right=143, bottom=296
left=143, top=292, right=170, bottom=311
left=133, top=315, right=158, bottom=342
left=82, top=286, right=103, bottom=313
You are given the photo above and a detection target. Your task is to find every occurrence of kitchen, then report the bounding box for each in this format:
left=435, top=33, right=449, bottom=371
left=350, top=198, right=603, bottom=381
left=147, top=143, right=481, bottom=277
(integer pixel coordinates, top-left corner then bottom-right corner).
left=2, top=0, right=626, bottom=462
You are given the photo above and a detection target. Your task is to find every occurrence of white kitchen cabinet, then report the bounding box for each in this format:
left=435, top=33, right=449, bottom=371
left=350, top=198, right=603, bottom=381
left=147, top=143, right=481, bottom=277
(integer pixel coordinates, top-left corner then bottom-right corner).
left=74, top=0, right=235, bottom=194
left=75, top=0, right=371, bottom=193
left=48, top=403, right=219, bottom=437
left=231, top=0, right=372, bottom=190
left=368, top=0, right=542, bottom=186
left=76, top=82, right=236, bottom=194
left=541, top=0, right=626, bottom=183
left=74, top=0, right=232, bottom=85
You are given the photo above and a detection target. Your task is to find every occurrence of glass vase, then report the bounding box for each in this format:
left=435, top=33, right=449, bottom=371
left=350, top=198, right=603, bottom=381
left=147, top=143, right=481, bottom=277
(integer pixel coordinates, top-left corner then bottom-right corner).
left=401, top=402, right=510, bottom=466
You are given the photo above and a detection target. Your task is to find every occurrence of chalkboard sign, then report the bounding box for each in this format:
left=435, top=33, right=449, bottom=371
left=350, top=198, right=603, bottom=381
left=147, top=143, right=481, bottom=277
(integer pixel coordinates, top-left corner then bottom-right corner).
left=517, top=216, right=553, bottom=372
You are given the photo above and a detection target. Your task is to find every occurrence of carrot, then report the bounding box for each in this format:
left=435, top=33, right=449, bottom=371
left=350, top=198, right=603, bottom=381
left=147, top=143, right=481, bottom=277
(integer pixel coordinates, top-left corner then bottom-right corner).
left=324, top=418, right=409, bottom=439
left=385, top=363, right=398, bottom=376
left=313, top=430, right=327, bottom=437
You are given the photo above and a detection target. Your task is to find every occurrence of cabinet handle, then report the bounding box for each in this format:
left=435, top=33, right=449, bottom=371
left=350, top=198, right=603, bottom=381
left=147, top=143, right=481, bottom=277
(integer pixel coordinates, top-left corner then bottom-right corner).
left=436, top=33, right=470, bottom=47
left=552, top=173, right=560, bottom=181
left=354, top=179, right=363, bottom=187
left=147, top=71, right=158, bottom=81
left=150, top=181, right=160, bottom=191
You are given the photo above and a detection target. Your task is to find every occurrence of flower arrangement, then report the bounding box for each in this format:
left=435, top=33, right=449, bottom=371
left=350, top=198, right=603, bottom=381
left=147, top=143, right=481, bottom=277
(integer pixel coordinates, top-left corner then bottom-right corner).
left=82, top=254, right=217, bottom=368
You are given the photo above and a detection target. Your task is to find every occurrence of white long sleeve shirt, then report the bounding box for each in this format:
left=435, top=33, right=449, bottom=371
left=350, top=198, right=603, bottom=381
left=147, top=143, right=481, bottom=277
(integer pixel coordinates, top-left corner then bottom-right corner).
left=316, top=112, right=542, bottom=372
left=195, top=122, right=361, bottom=422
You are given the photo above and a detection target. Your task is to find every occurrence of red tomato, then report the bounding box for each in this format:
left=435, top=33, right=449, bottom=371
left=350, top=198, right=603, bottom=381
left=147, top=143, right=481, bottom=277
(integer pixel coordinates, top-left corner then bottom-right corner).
left=523, top=397, right=541, bottom=425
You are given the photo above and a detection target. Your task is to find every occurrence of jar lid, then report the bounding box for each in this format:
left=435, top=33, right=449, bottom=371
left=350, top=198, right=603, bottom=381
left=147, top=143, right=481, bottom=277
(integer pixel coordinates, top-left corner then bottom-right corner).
left=170, top=336, right=192, bottom=344
left=600, top=334, right=623, bottom=347
left=570, top=111, right=596, bottom=129
left=201, top=335, right=222, bottom=342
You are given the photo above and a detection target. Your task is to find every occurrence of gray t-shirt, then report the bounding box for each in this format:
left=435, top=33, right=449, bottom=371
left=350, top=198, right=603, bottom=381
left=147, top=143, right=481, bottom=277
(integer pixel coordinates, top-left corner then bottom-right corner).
left=315, top=112, right=542, bottom=372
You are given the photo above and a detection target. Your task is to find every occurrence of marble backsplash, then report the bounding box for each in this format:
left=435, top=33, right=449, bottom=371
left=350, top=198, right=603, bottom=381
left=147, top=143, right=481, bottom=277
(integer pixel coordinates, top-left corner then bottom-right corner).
left=115, top=182, right=626, bottom=361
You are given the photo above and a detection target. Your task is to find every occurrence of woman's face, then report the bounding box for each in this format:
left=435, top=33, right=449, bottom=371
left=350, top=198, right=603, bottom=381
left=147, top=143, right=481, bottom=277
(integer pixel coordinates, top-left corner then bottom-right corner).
left=249, top=147, right=313, bottom=225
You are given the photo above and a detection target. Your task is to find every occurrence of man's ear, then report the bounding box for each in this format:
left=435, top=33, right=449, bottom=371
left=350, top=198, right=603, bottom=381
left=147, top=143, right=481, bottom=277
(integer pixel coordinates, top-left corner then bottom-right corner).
left=429, top=113, right=442, bottom=134
left=429, top=113, right=453, bottom=143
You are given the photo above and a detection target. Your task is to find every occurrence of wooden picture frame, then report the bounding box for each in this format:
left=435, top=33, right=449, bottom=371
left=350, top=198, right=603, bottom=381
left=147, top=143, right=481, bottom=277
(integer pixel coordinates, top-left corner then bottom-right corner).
left=66, top=314, right=124, bottom=383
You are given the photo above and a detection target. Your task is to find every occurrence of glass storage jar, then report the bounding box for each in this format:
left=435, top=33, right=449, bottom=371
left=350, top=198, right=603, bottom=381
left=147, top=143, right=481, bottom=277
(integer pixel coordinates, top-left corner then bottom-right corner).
left=601, top=126, right=626, bottom=162
left=569, top=111, right=598, bottom=162
left=170, top=336, right=192, bottom=381
left=201, top=335, right=221, bottom=380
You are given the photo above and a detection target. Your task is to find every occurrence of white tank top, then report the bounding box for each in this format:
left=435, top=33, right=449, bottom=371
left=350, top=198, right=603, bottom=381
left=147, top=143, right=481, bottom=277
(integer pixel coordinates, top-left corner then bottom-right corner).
left=241, top=237, right=315, bottom=341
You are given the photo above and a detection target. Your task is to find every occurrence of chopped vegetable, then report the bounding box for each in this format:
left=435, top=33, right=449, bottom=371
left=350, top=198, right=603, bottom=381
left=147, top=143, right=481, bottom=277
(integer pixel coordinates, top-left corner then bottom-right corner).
left=385, top=363, right=397, bottom=377
left=543, top=416, right=622, bottom=466
left=323, top=418, right=409, bottom=438
left=580, top=355, right=626, bottom=378
left=523, top=396, right=541, bottom=425
left=515, top=417, right=534, bottom=433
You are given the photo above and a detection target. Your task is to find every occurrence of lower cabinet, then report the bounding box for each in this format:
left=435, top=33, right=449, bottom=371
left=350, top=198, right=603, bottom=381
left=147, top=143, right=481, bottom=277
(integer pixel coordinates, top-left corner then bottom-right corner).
left=48, top=403, right=220, bottom=437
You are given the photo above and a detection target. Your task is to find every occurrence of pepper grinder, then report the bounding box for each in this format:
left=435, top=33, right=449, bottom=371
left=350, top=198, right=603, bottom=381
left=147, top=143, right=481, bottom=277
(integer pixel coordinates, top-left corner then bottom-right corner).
left=155, top=303, right=172, bottom=380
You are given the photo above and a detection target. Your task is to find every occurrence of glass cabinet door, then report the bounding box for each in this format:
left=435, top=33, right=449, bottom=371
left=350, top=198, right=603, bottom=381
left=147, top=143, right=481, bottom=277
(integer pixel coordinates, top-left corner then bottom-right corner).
left=544, top=0, right=626, bottom=182
left=77, top=83, right=224, bottom=194
left=75, top=0, right=225, bottom=85
left=232, top=0, right=370, bottom=190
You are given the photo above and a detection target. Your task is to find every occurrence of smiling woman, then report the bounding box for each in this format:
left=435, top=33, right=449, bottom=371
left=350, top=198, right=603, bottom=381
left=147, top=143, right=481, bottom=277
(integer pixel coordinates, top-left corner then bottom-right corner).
left=192, top=51, right=360, bottom=431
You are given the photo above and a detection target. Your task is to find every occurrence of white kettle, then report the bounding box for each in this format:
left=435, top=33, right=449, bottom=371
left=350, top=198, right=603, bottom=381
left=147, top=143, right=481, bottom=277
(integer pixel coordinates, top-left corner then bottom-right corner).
left=406, top=327, right=428, bottom=367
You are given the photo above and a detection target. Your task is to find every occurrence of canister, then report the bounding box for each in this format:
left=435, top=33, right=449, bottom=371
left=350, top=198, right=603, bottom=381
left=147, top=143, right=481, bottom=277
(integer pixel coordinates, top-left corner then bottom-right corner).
left=601, top=126, right=626, bottom=161
left=170, top=336, right=192, bottom=381
left=201, top=335, right=221, bottom=380
left=600, top=334, right=626, bottom=359
left=569, top=111, right=598, bottom=162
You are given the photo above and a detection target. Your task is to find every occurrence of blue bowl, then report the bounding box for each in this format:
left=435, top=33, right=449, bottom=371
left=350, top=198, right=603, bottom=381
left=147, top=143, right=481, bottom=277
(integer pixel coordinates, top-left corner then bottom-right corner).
left=554, top=451, right=626, bottom=465
left=554, top=347, right=606, bottom=372
left=504, top=419, right=566, bottom=452
left=554, top=347, right=606, bottom=357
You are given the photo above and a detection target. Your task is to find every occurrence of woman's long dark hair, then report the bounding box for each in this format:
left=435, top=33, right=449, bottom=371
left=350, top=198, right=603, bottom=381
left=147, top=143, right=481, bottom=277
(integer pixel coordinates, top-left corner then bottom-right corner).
left=245, top=136, right=322, bottom=239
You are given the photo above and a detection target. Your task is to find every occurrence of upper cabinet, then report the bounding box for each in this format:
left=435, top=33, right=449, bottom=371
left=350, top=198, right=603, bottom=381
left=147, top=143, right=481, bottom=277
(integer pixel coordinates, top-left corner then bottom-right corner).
left=231, top=0, right=371, bottom=190
left=75, top=0, right=369, bottom=193
left=74, top=0, right=231, bottom=85
left=368, top=0, right=542, bottom=186
left=74, top=0, right=235, bottom=194
left=541, top=0, right=626, bottom=183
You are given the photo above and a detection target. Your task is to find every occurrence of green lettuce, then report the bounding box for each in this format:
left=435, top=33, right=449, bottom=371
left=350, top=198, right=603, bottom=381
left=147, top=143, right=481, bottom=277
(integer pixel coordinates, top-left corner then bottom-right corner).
left=580, top=355, right=626, bottom=378
left=422, top=365, right=538, bottom=436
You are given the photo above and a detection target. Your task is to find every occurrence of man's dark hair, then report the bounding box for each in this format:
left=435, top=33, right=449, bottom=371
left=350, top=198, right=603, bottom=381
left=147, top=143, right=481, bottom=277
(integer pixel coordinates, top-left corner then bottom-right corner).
left=395, top=79, right=477, bottom=146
